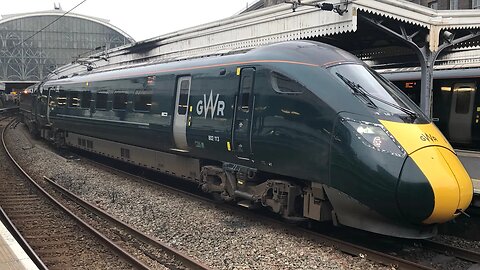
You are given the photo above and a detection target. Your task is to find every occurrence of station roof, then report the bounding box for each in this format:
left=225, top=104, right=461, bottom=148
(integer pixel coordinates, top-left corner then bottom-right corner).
left=49, top=0, right=480, bottom=79
left=0, top=10, right=135, bottom=43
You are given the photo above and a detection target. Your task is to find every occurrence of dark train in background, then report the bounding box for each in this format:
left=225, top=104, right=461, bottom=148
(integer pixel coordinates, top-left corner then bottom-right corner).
left=383, top=69, right=480, bottom=150
left=20, top=41, right=473, bottom=239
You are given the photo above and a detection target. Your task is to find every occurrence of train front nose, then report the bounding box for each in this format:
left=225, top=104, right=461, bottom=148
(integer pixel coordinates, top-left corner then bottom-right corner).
left=397, top=146, right=473, bottom=224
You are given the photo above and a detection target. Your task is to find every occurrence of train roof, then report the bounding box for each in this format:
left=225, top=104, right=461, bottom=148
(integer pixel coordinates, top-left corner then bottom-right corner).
left=247, top=41, right=360, bottom=67
left=44, top=41, right=362, bottom=86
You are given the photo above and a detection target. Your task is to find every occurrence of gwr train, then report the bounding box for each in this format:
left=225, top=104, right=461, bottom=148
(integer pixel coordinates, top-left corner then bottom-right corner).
left=20, top=41, right=473, bottom=239
left=383, top=69, right=480, bottom=150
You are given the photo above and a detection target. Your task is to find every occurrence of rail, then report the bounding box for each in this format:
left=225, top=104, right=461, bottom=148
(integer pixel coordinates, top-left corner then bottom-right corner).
left=0, top=117, right=47, bottom=269
left=1, top=118, right=150, bottom=269
left=80, top=154, right=436, bottom=270
left=43, top=175, right=211, bottom=270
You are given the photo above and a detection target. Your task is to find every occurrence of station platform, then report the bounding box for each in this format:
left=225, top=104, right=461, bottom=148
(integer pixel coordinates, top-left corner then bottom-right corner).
left=0, top=218, right=38, bottom=269
left=456, top=150, right=480, bottom=208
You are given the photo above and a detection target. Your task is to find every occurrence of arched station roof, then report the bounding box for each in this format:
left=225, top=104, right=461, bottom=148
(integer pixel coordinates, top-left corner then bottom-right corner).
left=0, top=9, right=134, bottom=83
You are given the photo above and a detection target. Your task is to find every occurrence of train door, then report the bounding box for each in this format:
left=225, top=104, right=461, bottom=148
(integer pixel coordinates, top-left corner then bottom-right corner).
left=46, top=86, right=53, bottom=124
left=173, top=76, right=191, bottom=151
left=448, top=82, right=476, bottom=144
left=232, top=67, right=255, bottom=160
left=473, top=81, right=480, bottom=142
left=34, top=86, right=47, bottom=125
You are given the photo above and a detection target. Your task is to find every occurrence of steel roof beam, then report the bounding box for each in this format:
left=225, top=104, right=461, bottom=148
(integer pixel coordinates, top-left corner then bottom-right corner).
left=361, top=14, right=480, bottom=118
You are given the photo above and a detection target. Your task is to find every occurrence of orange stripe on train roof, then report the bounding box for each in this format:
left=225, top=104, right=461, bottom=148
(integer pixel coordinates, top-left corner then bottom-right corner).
left=155, top=60, right=320, bottom=74
left=53, top=59, right=320, bottom=84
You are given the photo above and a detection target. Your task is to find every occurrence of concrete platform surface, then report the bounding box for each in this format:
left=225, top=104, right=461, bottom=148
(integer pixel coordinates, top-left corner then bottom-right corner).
left=0, top=219, right=38, bottom=270
left=473, top=178, right=480, bottom=195
left=456, top=149, right=480, bottom=194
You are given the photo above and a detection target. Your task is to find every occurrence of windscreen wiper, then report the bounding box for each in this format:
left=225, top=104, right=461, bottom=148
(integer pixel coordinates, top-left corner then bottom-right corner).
left=336, top=73, right=418, bottom=119
left=335, top=73, right=378, bottom=109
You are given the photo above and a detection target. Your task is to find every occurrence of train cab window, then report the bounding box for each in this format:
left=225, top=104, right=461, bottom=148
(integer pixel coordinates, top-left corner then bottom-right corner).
left=68, top=91, right=80, bottom=107
left=177, top=79, right=190, bottom=115
left=81, top=91, right=91, bottom=108
left=113, top=91, right=128, bottom=110
left=96, top=91, right=108, bottom=110
left=133, top=90, right=152, bottom=112
left=57, top=90, right=67, bottom=106
left=271, top=71, right=305, bottom=94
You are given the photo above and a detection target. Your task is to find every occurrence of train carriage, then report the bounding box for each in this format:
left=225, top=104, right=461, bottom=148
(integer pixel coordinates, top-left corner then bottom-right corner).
left=21, top=41, right=473, bottom=239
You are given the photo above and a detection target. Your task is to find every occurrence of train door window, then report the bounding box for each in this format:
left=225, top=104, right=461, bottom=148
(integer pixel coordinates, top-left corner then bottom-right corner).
left=58, top=90, right=67, bottom=106
left=177, top=79, right=190, bottom=115
left=271, top=71, right=306, bottom=94
left=113, top=91, right=128, bottom=110
left=69, top=91, right=80, bottom=107
left=240, top=74, right=253, bottom=112
left=454, top=84, right=475, bottom=114
left=81, top=91, right=91, bottom=108
left=133, top=90, right=152, bottom=112
left=96, top=91, right=108, bottom=110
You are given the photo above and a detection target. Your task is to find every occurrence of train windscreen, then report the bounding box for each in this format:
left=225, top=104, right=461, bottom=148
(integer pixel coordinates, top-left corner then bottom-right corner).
left=329, top=64, right=428, bottom=123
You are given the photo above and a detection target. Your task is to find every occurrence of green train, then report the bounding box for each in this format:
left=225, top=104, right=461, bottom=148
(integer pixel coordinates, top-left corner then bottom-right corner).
left=21, top=41, right=473, bottom=238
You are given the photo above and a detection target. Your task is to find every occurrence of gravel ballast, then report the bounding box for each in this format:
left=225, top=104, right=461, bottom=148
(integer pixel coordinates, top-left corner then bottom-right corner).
left=5, top=123, right=388, bottom=269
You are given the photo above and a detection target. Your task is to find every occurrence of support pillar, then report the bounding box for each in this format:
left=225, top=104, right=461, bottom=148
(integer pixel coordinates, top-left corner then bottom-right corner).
left=361, top=15, right=480, bottom=119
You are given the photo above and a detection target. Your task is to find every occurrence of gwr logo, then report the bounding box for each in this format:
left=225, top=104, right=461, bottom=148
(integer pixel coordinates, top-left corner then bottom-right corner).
left=420, top=133, right=438, bottom=142
left=196, top=90, right=225, bottom=119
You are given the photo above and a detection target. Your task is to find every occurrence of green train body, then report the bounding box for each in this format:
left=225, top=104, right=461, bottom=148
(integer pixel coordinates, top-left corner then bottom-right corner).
left=21, top=41, right=473, bottom=238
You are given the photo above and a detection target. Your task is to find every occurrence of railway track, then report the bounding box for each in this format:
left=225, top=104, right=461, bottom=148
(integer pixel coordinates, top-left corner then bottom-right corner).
left=421, top=239, right=480, bottom=264
left=43, top=175, right=211, bottom=270
left=0, top=107, right=18, bottom=122
left=6, top=117, right=480, bottom=269
left=75, top=151, right=480, bottom=270
left=0, top=118, right=210, bottom=270
left=89, top=150, right=480, bottom=269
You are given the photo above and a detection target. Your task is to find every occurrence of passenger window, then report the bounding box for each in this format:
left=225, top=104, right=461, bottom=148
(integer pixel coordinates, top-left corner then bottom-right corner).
left=454, top=85, right=474, bottom=114
left=81, top=91, right=91, bottom=108
left=271, top=71, right=305, bottom=94
left=69, top=91, right=80, bottom=107
left=58, top=90, right=67, bottom=106
left=96, top=91, right=108, bottom=110
left=133, top=90, right=152, bottom=112
left=113, top=91, right=128, bottom=110
left=177, top=79, right=190, bottom=115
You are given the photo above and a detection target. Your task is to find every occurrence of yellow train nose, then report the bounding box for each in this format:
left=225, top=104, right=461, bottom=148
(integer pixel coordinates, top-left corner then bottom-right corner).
left=409, top=146, right=473, bottom=224
left=380, top=120, right=473, bottom=224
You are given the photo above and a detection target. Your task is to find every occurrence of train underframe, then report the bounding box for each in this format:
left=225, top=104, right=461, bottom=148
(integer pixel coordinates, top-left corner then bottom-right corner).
left=32, top=125, right=438, bottom=238
left=34, top=125, right=333, bottom=222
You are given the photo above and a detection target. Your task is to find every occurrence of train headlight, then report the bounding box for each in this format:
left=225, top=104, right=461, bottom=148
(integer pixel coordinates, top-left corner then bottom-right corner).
left=346, top=119, right=406, bottom=157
